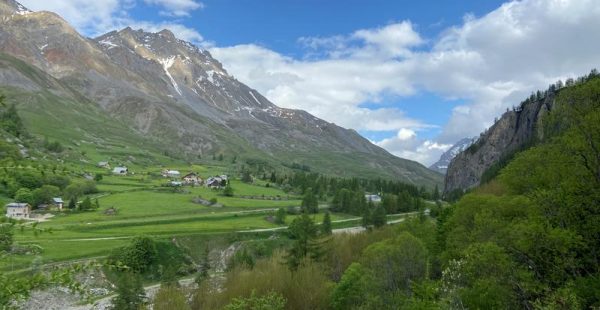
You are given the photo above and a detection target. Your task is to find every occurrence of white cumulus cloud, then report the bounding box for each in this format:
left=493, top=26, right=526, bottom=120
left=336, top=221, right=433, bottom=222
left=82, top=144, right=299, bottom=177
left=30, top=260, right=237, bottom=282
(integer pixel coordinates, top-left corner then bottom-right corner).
left=143, top=0, right=204, bottom=17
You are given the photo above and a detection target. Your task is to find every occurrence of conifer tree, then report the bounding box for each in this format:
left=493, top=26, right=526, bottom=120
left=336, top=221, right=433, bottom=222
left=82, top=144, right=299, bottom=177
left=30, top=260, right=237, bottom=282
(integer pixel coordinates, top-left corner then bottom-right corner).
left=321, top=211, right=332, bottom=235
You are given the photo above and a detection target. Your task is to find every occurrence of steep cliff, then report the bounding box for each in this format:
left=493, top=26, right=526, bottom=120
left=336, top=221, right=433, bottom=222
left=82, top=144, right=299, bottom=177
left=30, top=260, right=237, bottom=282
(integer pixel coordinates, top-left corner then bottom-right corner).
left=444, top=93, right=555, bottom=194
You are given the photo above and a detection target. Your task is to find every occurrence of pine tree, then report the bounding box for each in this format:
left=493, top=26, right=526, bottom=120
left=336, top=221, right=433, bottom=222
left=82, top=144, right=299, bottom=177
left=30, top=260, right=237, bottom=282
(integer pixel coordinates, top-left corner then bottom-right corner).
left=195, top=244, right=211, bottom=286
left=275, top=207, right=286, bottom=225
left=79, top=197, right=92, bottom=211
left=432, top=185, right=440, bottom=201
left=362, top=207, right=372, bottom=228
left=68, top=197, right=77, bottom=210
left=372, top=205, right=387, bottom=228
left=321, top=211, right=332, bottom=235
left=301, top=189, right=318, bottom=214
left=222, top=184, right=234, bottom=197
left=241, top=170, right=252, bottom=183
left=111, top=272, right=146, bottom=310
left=286, top=213, right=319, bottom=270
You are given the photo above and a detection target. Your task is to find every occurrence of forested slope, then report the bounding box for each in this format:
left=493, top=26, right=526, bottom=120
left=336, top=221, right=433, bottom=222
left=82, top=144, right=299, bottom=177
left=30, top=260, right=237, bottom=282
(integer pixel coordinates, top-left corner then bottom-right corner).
left=183, top=75, right=600, bottom=309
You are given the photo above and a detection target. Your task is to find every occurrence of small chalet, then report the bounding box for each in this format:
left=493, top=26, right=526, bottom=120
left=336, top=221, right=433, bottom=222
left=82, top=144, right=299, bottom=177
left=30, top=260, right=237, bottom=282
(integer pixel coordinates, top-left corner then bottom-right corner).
left=112, top=166, right=128, bottom=175
left=5, top=203, right=31, bottom=219
left=365, top=194, right=382, bottom=203
left=182, top=172, right=202, bottom=185
left=52, top=197, right=64, bottom=210
left=206, top=176, right=223, bottom=188
left=98, top=161, right=110, bottom=169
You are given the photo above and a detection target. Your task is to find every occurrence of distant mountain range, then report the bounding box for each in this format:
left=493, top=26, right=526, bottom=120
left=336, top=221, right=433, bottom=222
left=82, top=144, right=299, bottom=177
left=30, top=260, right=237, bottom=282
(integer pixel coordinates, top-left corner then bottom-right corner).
left=429, top=137, right=476, bottom=174
left=0, top=0, right=442, bottom=187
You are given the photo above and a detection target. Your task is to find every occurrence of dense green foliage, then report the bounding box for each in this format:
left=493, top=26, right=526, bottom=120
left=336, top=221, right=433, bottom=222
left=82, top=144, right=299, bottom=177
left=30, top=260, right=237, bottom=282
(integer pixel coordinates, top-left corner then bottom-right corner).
left=0, top=96, right=25, bottom=138
left=300, top=189, right=318, bottom=214
left=158, top=73, right=600, bottom=309
left=224, top=291, right=286, bottom=310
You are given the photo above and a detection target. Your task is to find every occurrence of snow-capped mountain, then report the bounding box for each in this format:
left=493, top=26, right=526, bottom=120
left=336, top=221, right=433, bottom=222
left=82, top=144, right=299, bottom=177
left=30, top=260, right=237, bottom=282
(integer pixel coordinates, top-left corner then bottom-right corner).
left=0, top=0, right=442, bottom=186
left=429, top=137, right=477, bottom=174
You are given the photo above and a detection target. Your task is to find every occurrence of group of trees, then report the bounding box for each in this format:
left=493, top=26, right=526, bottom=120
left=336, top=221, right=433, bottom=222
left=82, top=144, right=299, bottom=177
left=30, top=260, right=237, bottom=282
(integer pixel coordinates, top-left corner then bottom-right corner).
left=107, top=236, right=198, bottom=309
left=1, top=169, right=98, bottom=210
left=258, top=168, right=431, bottom=201
left=0, top=95, right=25, bottom=138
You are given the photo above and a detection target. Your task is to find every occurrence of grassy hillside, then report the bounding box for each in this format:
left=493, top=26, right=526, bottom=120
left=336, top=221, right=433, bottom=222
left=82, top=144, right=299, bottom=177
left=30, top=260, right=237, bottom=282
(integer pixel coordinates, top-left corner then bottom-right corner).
left=0, top=52, right=442, bottom=188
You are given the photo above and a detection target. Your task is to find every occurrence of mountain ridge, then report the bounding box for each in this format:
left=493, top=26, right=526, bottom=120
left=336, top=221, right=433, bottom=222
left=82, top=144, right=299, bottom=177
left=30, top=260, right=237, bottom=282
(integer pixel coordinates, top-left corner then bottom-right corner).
left=0, top=0, right=442, bottom=187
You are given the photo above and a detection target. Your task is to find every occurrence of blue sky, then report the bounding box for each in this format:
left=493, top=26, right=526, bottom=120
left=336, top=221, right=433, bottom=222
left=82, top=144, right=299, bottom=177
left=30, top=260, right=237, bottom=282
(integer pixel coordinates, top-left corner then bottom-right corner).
left=19, top=0, right=600, bottom=165
left=161, top=0, right=504, bottom=56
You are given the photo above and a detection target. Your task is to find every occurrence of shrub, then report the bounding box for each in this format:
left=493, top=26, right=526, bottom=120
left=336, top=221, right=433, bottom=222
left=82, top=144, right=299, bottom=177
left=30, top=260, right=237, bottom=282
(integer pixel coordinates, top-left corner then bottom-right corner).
left=224, top=291, right=286, bottom=310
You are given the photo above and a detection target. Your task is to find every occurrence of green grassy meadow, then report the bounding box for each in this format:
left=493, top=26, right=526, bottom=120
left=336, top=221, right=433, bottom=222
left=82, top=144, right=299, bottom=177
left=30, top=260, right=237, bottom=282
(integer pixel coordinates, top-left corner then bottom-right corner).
left=2, top=161, right=360, bottom=272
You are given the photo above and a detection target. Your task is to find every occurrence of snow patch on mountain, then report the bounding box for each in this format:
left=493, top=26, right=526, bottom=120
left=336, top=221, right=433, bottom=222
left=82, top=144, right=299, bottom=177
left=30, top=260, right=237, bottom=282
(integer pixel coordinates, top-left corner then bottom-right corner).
left=15, top=2, right=31, bottom=15
left=249, top=91, right=262, bottom=106
left=429, top=137, right=477, bottom=174
left=159, top=56, right=182, bottom=96
left=99, top=39, right=118, bottom=49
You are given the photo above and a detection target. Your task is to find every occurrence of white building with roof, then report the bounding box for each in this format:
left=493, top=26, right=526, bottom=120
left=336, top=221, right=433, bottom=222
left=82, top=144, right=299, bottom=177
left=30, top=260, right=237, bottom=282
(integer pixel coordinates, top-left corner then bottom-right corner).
left=52, top=197, right=64, bottom=210
left=5, top=203, right=31, bottom=219
left=112, top=167, right=128, bottom=175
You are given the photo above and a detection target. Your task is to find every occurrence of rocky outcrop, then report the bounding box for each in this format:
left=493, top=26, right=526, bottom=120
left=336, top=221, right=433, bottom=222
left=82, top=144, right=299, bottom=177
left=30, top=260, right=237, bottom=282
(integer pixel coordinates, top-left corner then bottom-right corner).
left=444, top=93, right=555, bottom=194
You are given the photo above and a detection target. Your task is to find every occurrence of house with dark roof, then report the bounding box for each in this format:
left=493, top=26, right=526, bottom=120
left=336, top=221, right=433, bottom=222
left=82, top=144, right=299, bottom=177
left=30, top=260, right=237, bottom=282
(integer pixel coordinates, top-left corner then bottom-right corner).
left=182, top=172, right=202, bottom=185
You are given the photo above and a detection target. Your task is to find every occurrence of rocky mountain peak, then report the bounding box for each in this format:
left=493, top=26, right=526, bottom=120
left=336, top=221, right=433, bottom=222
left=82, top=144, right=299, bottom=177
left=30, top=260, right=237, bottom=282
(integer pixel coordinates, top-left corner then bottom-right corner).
left=429, top=137, right=476, bottom=174
left=0, top=0, right=31, bottom=16
left=158, top=29, right=176, bottom=39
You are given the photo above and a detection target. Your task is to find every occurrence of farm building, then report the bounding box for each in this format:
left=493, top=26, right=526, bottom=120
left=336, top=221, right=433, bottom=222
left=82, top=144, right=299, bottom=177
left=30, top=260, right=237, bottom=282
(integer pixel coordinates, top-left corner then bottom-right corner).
left=365, top=194, right=382, bottom=203
left=52, top=197, right=64, bottom=210
left=206, top=176, right=224, bottom=188
left=182, top=172, right=202, bottom=185
left=112, top=167, right=128, bottom=175
left=5, top=203, right=31, bottom=219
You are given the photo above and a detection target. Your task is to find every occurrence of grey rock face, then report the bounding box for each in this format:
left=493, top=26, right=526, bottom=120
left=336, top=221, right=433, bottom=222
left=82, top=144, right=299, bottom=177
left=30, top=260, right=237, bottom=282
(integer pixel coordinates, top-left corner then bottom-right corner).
left=443, top=94, right=554, bottom=194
